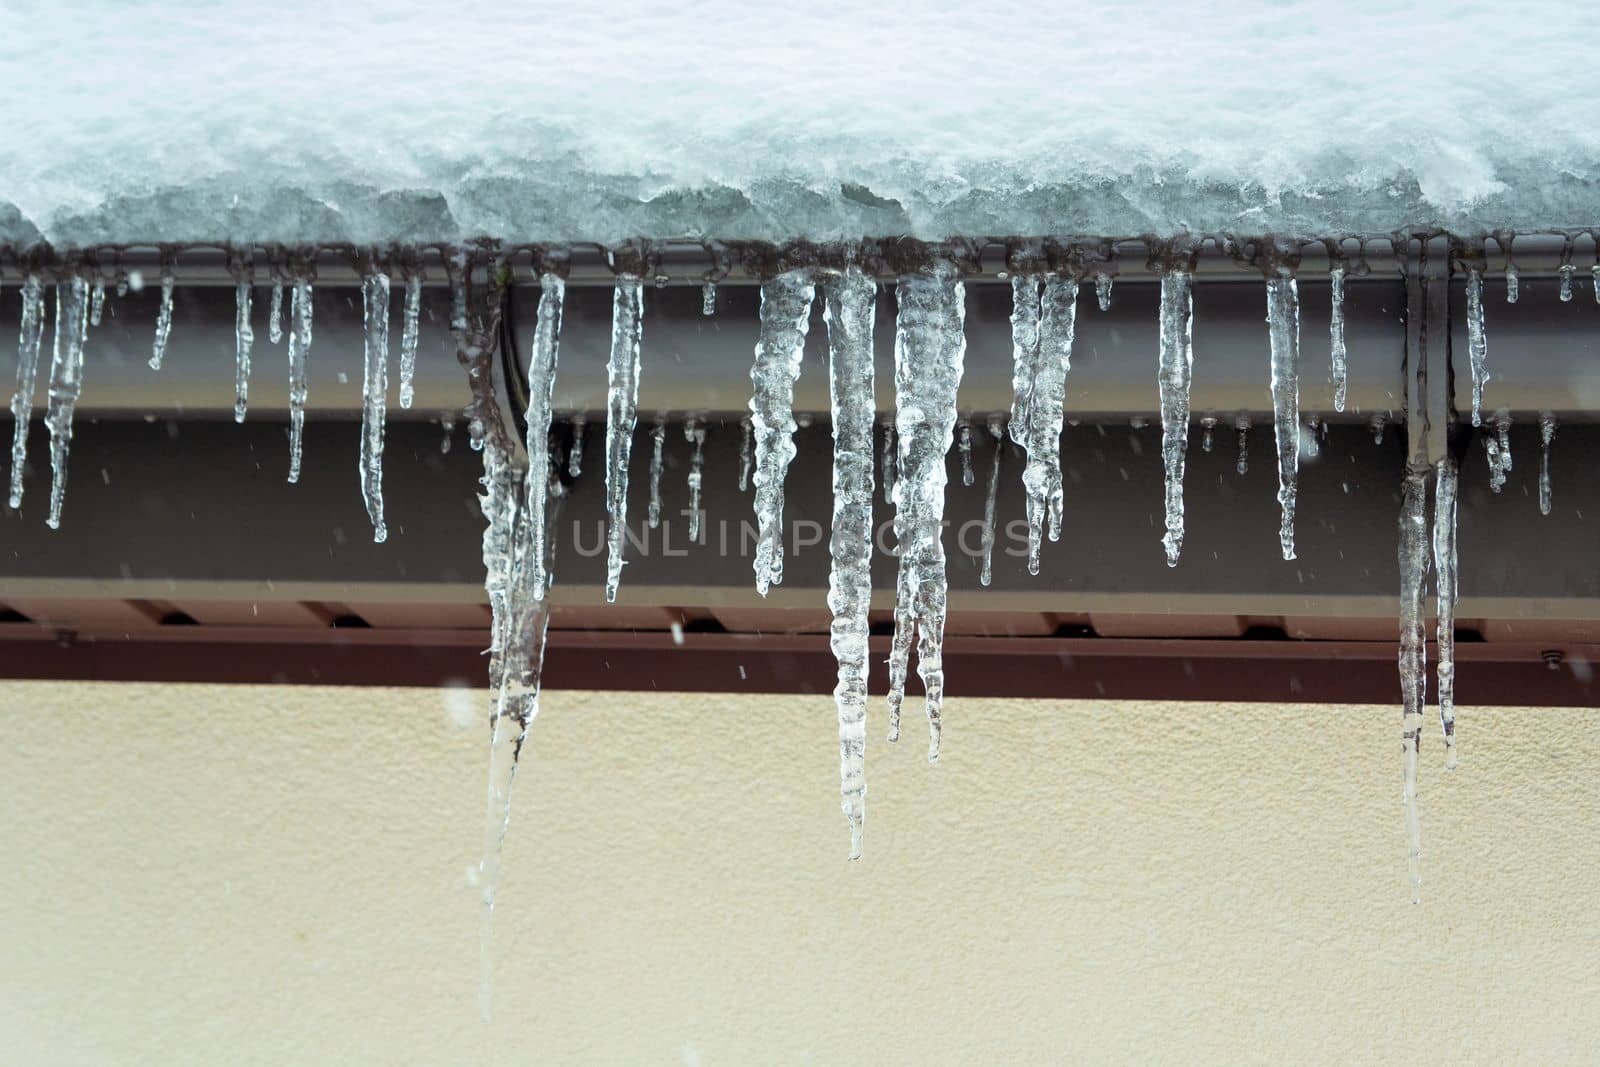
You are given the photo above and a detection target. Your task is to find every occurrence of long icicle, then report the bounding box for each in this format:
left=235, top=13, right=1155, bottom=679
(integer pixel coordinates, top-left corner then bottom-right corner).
left=286, top=277, right=313, bottom=484
left=269, top=282, right=284, bottom=345
left=1008, top=274, right=1042, bottom=446
left=1466, top=268, right=1489, bottom=426
left=885, top=269, right=966, bottom=762
left=1157, top=269, right=1194, bottom=566
left=1433, top=454, right=1458, bottom=771
left=525, top=273, right=565, bottom=596
left=359, top=269, right=391, bottom=542
left=1329, top=264, right=1348, bottom=413
left=823, top=266, right=876, bottom=858
left=980, top=416, right=1004, bottom=587
left=749, top=271, right=815, bottom=595
left=1398, top=467, right=1430, bottom=904
left=603, top=277, right=644, bottom=603
left=1266, top=270, right=1301, bottom=560
left=647, top=414, right=666, bottom=529
left=232, top=258, right=254, bottom=424
left=398, top=273, right=422, bottom=409
left=736, top=415, right=753, bottom=491
left=44, top=274, right=90, bottom=529
left=1019, top=275, right=1077, bottom=573
left=9, top=275, right=46, bottom=509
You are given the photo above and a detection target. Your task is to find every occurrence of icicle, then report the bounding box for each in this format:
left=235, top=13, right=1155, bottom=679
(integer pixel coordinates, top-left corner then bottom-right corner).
left=749, top=271, right=815, bottom=596
left=879, top=418, right=897, bottom=504
left=822, top=266, right=876, bottom=858
left=114, top=272, right=129, bottom=298
left=1234, top=415, right=1250, bottom=475
left=1008, top=275, right=1042, bottom=442
left=567, top=414, right=586, bottom=478
left=1539, top=412, right=1556, bottom=516
left=1329, top=264, right=1348, bottom=413
left=440, top=412, right=455, bottom=454
left=524, top=275, right=565, bottom=597
left=958, top=422, right=975, bottom=486
left=1433, top=455, right=1458, bottom=772
left=1559, top=264, right=1576, bottom=302
left=43, top=275, right=90, bottom=529
left=1466, top=269, right=1489, bottom=426
left=269, top=283, right=284, bottom=344
left=1398, top=468, right=1429, bottom=904
left=9, top=275, right=46, bottom=509
left=885, top=270, right=966, bottom=763
left=685, top=417, right=706, bottom=542
left=1094, top=272, right=1113, bottom=312
left=1199, top=416, right=1216, bottom=452
left=1486, top=412, right=1512, bottom=493
left=701, top=281, right=716, bottom=316
left=1016, top=275, right=1077, bottom=574
left=1371, top=412, right=1388, bottom=445
left=285, top=279, right=313, bottom=484
left=1266, top=271, right=1301, bottom=561
left=603, top=278, right=644, bottom=603
left=1157, top=270, right=1194, bottom=567
left=89, top=277, right=106, bottom=327
left=359, top=271, right=391, bottom=542
left=1505, top=264, right=1519, bottom=304
left=1302, top=416, right=1321, bottom=460
left=980, top=416, right=1003, bottom=587
left=647, top=414, right=666, bottom=529
left=233, top=276, right=254, bottom=424
left=148, top=266, right=175, bottom=370
left=398, top=273, right=422, bottom=410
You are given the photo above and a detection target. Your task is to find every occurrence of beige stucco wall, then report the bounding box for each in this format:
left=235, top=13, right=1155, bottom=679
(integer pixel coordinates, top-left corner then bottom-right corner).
left=1, top=681, right=1597, bottom=1064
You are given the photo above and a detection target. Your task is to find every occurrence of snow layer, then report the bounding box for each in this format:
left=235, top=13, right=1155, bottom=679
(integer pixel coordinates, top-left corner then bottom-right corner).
left=3, top=1, right=1598, bottom=246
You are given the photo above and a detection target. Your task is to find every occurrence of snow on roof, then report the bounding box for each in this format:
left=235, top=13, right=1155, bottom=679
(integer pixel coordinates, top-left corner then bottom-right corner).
left=3, top=1, right=1598, bottom=247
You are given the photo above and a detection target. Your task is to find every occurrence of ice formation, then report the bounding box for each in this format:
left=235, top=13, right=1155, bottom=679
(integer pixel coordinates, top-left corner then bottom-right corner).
left=958, top=422, right=975, bottom=487
left=736, top=415, right=753, bottom=492
left=268, top=282, right=284, bottom=345
left=879, top=418, right=897, bottom=505
left=1157, top=269, right=1193, bottom=566
left=1266, top=268, right=1300, bottom=560
left=1234, top=415, right=1249, bottom=475
left=684, top=417, right=705, bottom=542
left=285, top=279, right=313, bottom=484
left=603, top=278, right=644, bottom=602
left=979, top=416, right=1004, bottom=587
left=1465, top=268, right=1488, bottom=426
left=1486, top=412, right=1512, bottom=493
left=232, top=260, right=254, bottom=423
left=398, top=273, right=422, bottom=409
left=1010, top=275, right=1077, bottom=573
left=822, top=266, right=876, bottom=858
left=567, top=414, right=586, bottom=478
left=148, top=265, right=175, bottom=370
left=524, top=274, right=565, bottom=595
left=44, top=275, right=90, bottom=529
left=885, top=270, right=965, bottom=762
left=1328, top=264, right=1347, bottom=413
left=749, top=271, right=815, bottom=595
left=8, top=275, right=45, bottom=509
left=359, top=269, right=390, bottom=542
left=647, top=414, right=666, bottom=529
left=1397, top=468, right=1428, bottom=904
left=1539, top=412, right=1556, bottom=515
left=1433, top=456, right=1458, bottom=771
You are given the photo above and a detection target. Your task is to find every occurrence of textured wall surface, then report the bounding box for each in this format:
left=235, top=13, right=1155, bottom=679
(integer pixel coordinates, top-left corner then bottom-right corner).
left=1, top=682, right=1597, bottom=1065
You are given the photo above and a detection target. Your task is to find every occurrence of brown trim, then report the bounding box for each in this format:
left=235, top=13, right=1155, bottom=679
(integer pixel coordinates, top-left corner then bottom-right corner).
left=0, top=626, right=1592, bottom=706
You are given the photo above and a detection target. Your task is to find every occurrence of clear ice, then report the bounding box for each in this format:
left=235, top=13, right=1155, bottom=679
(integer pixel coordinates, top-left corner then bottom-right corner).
left=1235, top=415, right=1249, bottom=475
left=398, top=273, right=422, bottom=409
left=44, top=275, right=90, bottom=529
left=1095, top=272, right=1113, bottom=311
left=958, top=422, right=974, bottom=487
left=685, top=417, right=706, bottom=542
left=9, top=275, right=46, bottom=509
left=1486, top=412, right=1512, bottom=493
left=822, top=266, right=876, bottom=858
left=1466, top=268, right=1489, bottom=426
left=285, top=279, right=313, bottom=484
left=1398, top=468, right=1429, bottom=904
left=89, top=277, right=105, bottom=327
left=647, top=414, right=667, bottom=529
left=701, top=281, right=716, bottom=316
left=885, top=270, right=966, bottom=762
left=567, top=414, right=586, bottom=478
left=749, top=271, right=815, bottom=595
left=604, top=278, right=644, bottom=602
left=268, top=282, right=284, bottom=344
left=524, top=274, right=565, bottom=597
left=1329, top=264, right=1348, bottom=413
left=1266, top=271, right=1301, bottom=560
left=148, top=268, right=175, bottom=370
left=980, top=416, right=1004, bottom=587
left=359, top=271, right=390, bottom=542
left=737, top=415, right=753, bottom=492
left=1433, top=455, right=1458, bottom=772
left=1539, top=412, right=1556, bottom=515
left=1158, top=270, right=1193, bottom=566
left=1013, top=275, right=1078, bottom=573
left=233, top=276, right=254, bottom=423
left=1559, top=264, right=1575, bottom=302
left=880, top=418, right=897, bottom=505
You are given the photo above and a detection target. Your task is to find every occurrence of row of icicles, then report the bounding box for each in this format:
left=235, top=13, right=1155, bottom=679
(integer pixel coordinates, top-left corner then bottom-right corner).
left=2, top=250, right=1581, bottom=942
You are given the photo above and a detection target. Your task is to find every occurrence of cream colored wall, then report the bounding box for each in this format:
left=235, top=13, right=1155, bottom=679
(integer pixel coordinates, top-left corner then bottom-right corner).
left=1, top=682, right=1597, bottom=1065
